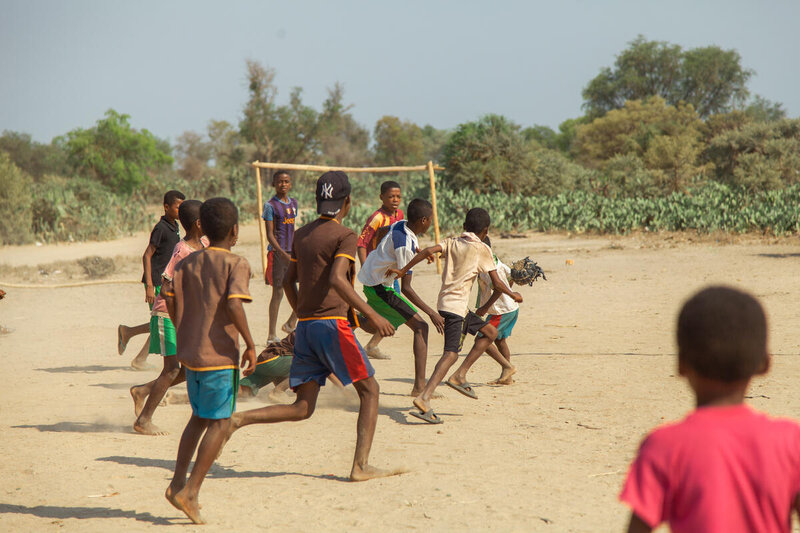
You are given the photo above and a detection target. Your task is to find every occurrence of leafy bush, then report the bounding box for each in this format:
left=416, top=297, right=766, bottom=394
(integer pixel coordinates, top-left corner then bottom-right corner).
left=0, top=152, right=34, bottom=244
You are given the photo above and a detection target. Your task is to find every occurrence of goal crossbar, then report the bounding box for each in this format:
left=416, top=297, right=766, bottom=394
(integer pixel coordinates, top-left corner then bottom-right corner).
left=252, top=160, right=445, bottom=276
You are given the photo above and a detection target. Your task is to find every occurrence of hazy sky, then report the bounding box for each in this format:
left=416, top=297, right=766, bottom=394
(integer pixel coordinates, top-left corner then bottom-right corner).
left=2, top=0, right=798, bottom=144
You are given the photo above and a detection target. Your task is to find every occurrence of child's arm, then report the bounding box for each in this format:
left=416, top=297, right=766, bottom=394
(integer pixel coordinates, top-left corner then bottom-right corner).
left=625, top=513, right=652, bottom=533
left=400, top=274, right=445, bottom=334
left=265, top=219, right=290, bottom=262
left=283, top=260, right=298, bottom=311
left=142, top=243, right=156, bottom=304
left=330, top=257, right=394, bottom=337
left=386, top=244, right=442, bottom=280
left=357, top=246, right=367, bottom=265
left=162, top=278, right=176, bottom=320
left=227, top=298, right=256, bottom=377
left=476, top=271, right=522, bottom=315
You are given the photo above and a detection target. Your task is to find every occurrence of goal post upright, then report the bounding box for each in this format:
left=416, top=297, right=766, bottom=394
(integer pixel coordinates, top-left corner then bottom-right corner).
left=251, top=160, right=445, bottom=276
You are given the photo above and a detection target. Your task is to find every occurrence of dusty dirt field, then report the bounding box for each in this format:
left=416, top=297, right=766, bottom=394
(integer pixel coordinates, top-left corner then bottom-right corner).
left=1, top=221, right=799, bottom=532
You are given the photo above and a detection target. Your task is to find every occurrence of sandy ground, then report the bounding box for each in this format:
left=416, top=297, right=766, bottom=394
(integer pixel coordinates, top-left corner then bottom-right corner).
left=1, top=221, right=799, bottom=532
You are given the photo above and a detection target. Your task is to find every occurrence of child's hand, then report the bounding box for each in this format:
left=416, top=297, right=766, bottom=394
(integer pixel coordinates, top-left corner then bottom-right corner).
left=426, top=254, right=437, bottom=264
left=511, top=292, right=523, bottom=303
left=428, top=311, right=445, bottom=334
left=385, top=268, right=404, bottom=280
left=372, top=315, right=395, bottom=338
left=145, top=285, right=155, bottom=305
left=475, top=304, right=490, bottom=317
left=280, top=250, right=292, bottom=263
left=241, top=346, right=257, bottom=377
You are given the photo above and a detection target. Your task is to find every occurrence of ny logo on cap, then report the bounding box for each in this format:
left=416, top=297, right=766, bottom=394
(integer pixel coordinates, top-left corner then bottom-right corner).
left=321, top=183, right=334, bottom=199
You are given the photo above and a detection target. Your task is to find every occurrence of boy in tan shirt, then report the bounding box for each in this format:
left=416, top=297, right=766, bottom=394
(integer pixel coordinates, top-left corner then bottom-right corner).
left=389, top=208, right=523, bottom=424
left=161, top=197, right=256, bottom=524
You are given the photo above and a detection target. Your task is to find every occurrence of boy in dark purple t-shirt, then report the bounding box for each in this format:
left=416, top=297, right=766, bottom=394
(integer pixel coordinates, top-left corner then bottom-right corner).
left=262, top=170, right=299, bottom=343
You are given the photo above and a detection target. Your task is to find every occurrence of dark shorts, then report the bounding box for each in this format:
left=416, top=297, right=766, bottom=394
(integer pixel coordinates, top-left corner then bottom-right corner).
left=267, top=250, right=291, bottom=287
left=290, top=319, right=375, bottom=389
left=363, top=285, right=417, bottom=328
left=440, top=310, right=488, bottom=354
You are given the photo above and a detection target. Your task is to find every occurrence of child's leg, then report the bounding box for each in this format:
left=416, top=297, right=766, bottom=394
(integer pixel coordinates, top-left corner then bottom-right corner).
left=130, top=336, right=151, bottom=370
left=404, top=314, right=429, bottom=396
left=448, top=323, right=502, bottom=386
left=118, top=322, right=149, bottom=354
left=133, top=358, right=184, bottom=435
left=268, top=285, right=284, bottom=340
left=495, top=338, right=511, bottom=363
left=171, top=417, right=229, bottom=525
left=413, top=350, right=459, bottom=413
left=350, top=376, right=403, bottom=481
left=166, top=414, right=208, bottom=517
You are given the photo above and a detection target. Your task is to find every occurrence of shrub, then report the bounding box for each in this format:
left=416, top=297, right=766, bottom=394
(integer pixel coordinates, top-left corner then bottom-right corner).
left=0, top=152, right=34, bottom=244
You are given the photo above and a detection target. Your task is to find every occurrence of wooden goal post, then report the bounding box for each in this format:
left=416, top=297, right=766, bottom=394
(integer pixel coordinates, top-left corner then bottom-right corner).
left=251, top=161, right=445, bottom=276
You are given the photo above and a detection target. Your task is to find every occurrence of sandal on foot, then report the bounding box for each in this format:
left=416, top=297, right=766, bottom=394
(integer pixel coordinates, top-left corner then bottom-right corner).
left=445, top=380, right=478, bottom=399
left=117, top=325, right=127, bottom=355
left=281, top=323, right=296, bottom=335
left=410, top=409, right=443, bottom=424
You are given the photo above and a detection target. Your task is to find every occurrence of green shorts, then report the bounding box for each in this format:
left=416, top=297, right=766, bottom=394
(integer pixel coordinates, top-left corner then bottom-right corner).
left=363, top=285, right=417, bottom=328
left=149, top=315, right=176, bottom=356
left=239, top=355, right=293, bottom=395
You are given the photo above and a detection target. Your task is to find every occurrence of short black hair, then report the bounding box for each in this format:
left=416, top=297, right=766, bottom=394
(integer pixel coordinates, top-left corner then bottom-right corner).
left=677, top=286, right=768, bottom=382
left=464, top=207, right=491, bottom=234
left=483, top=236, right=492, bottom=248
left=178, top=200, right=202, bottom=233
left=380, top=181, right=401, bottom=195
left=406, top=198, right=433, bottom=223
left=163, top=190, right=185, bottom=206
left=200, top=197, right=238, bottom=242
left=272, top=170, right=290, bottom=183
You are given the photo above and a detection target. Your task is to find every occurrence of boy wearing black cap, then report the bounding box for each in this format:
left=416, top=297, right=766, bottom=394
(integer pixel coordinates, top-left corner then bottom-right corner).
left=221, top=171, right=403, bottom=482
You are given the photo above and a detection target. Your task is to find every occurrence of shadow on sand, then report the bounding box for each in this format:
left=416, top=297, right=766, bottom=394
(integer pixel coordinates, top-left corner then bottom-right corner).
left=12, top=421, right=130, bottom=433
left=37, top=364, right=128, bottom=374
left=0, top=503, right=174, bottom=526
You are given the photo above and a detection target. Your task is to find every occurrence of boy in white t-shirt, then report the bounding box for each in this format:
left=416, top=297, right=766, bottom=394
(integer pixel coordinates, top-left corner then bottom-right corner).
left=357, top=199, right=444, bottom=396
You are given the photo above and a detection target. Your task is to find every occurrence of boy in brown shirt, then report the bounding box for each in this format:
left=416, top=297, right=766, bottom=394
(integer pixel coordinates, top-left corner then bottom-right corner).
left=389, top=208, right=523, bottom=424
left=161, top=197, right=256, bottom=524
left=220, top=171, right=403, bottom=482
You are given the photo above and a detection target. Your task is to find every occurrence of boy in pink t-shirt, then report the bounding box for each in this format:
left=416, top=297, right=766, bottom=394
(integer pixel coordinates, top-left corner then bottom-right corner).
left=129, top=200, right=207, bottom=436
left=620, top=286, right=800, bottom=533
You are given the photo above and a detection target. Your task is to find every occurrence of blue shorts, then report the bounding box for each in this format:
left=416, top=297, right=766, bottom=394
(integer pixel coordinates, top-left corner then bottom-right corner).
left=290, top=319, right=375, bottom=389
left=185, top=368, right=238, bottom=419
left=480, top=309, right=519, bottom=340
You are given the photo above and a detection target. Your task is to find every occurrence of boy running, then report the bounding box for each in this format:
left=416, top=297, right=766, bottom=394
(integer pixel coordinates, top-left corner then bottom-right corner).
left=162, top=197, right=256, bottom=525
left=118, top=190, right=185, bottom=369
left=388, top=208, right=523, bottom=424
left=130, top=200, right=205, bottom=436
left=357, top=198, right=444, bottom=396
left=263, top=170, right=298, bottom=343
left=620, top=286, right=800, bottom=533
left=221, top=171, right=402, bottom=482
left=357, top=180, right=404, bottom=359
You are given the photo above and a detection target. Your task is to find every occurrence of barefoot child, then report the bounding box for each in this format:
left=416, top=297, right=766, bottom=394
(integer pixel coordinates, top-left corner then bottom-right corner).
left=452, top=236, right=519, bottom=387
left=620, top=286, right=800, bottom=533
left=357, top=198, right=445, bottom=396
left=238, top=333, right=294, bottom=402
left=118, top=190, right=185, bottom=369
left=263, top=170, right=298, bottom=343
left=221, top=171, right=402, bottom=482
left=389, top=208, right=522, bottom=424
left=357, top=180, right=404, bottom=359
left=130, top=200, right=205, bottom=436
left=161, top=197, right=256, bottom=524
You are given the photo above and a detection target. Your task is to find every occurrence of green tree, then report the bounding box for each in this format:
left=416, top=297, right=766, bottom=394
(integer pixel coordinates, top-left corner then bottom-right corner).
left=744, top=95, right=787, bottom=123
left=0, top=152, right=34, bottom=244
left=57, top=109, right=173, bottom=193
left=373, top=116, right=425, bottom=166
left=0, top=131, right=68, bottom=180
left=421, top=125, right=450, bottom=163
left=523, top=125, right=558, bottom=150
left=583, top=36, right=752, bottom=119
left=174, top=130, right=212, bottom=180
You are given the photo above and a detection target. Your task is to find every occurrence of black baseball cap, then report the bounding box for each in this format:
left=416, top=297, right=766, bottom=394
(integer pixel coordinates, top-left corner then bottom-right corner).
left=316, top=171, right=351, bottom=216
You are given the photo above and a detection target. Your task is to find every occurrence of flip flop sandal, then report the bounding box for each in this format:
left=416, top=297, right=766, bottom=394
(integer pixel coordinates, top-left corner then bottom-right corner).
left=281, top=323, right=296, bottom=335
left=410, top=409, right=443, bottom=424
left=117, top=325, right=128, bottom=355
left=445, top=380, right=478, bottom=399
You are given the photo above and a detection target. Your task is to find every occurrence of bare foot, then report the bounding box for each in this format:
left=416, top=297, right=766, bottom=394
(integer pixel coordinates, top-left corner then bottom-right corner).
left=165, top=484, right=183, bottom=509
left=171, top=487, right=204, bottom=524
left=350, top=464, right=407, bottom=482
left=130, top=386, right=147, bottom=417
left=489, top=366, right=517, bottom=385
left=134, top=419, right=168, bottom=436
left=130, top=354, right=151, bottom=371
left=412, top=396, right=431, bottom=414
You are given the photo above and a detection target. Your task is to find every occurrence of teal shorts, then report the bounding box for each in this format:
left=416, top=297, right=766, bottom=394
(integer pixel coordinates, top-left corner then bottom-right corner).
left=363, top=285, right=417, bottom=328
left=185, top=368, right=238, bottom=419
left=479, top=309, right=519, bottom=340
left=240, top=355, right=292, bottom=395
left=148, top=315, right=176, bottom=356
